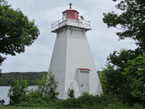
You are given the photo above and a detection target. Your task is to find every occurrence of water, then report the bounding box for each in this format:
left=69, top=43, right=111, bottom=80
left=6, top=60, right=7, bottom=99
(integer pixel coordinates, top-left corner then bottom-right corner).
left=0, top=86, right=38, bottom=105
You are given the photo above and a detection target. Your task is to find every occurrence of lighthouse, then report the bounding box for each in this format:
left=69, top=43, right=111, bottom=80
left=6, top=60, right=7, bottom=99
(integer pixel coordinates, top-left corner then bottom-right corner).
left=48, top=3, right=102, bottom=99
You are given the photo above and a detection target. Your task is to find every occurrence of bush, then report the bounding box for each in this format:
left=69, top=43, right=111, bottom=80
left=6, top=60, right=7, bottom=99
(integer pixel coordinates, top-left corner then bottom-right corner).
left=38, top=72, right=59, bottom=100
left=12, top=72, right=59, bottom=106
left=132, top=103, right=145, bottom=109
left=67, top=88, right=74, bottom=98
left=8, top=80, right=28, bottom=105
left=57, top=93, right=124, bottom=108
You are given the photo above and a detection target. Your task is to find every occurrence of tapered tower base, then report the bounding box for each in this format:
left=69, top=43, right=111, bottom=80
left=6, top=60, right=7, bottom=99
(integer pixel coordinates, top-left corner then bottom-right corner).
left=48, top=5, right=102, bottom=99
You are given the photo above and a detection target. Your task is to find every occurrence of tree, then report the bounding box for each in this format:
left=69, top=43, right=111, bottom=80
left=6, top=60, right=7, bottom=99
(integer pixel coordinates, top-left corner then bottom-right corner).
left=103, top=0, right=145, bottom=51
left=122, top=53, right=145, bottom=102
left=100, top=49, right=145, bottom=103
left=100, top=64, right=130, bottom=100
left=102, top=0, right=145, bottom=104
left=107, top=49, right=138, bottom=69
left=8, top=80, right=28, bottom=105
left=0, top=0, right=40, bottom=66
left=38, top=72, right=59, bottom=100
left=0, top=55, right=5, bottom=76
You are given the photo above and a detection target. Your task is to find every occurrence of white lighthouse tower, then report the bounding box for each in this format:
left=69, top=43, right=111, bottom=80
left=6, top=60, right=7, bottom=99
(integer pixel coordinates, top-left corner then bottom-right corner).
left=49, top=3, right=102, bottom=99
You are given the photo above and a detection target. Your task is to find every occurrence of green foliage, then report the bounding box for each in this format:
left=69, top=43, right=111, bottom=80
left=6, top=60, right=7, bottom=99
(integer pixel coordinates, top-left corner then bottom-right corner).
left=103, top=0, right=145, bottom=50
left=38, top=72, right=59, bottom=100
left=8, top=91, right=145, bottom=108
left=0, top=0, right=40, bottom=66
left=102, top=0, right=145, bottom=106
left=57, top=93, right=126, bottom=108
left=107, top=49, right=139, bottom=69
left=0, top=0, right=8, bottom=6
left=67, top=88, right=74, bottom=98
left=14, top=72, right=59, bottom=107
left=122, top=53, right=145, bottom=102
left=20, top=89, right=49, bottom=107
left=131, top=103, right=145, bottom=109
left=38, top=74, right=47, bottom=88
left=8, top=80, right=28, bottom=105
left=100, top=65, right=119, bottom=94
left=0, top=69, right=1, bottom=77
left=100, top=64, right=130, bottom=99
left=0, top=55, right=5, bottom=65
left=0, top=55, right=5, bottom=74
left=100, top=49, right=145, bottom=105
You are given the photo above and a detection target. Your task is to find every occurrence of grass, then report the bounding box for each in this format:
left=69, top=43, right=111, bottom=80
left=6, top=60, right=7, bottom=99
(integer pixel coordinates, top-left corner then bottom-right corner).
left=0, top=107, right=54, bottom=109
left=0, top=106, right=85, bottom=109
left=0, top=103, right=145, bottom=109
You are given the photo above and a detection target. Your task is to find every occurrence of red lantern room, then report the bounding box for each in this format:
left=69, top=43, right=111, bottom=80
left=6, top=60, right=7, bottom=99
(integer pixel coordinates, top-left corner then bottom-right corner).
left=51, top=3, right=91, bottom=32
left=62, top=3, right=79, bottom=20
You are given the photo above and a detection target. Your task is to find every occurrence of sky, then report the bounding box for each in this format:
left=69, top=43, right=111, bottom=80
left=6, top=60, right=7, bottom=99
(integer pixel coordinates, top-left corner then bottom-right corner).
left=1, top=0, right=137, bottom=73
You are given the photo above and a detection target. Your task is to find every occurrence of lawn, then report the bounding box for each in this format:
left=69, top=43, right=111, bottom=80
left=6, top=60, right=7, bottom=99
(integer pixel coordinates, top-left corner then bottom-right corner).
left=0, top=107, right=54, bottom=109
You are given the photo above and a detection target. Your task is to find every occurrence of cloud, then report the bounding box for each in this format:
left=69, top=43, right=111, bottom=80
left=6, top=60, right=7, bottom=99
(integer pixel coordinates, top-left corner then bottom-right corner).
left=1, top=0, right=137, bottom=72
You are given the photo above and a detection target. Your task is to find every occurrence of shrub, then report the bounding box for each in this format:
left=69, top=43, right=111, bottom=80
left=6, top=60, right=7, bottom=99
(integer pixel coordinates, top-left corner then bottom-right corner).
left=67, top=88, right=74, bottom=98
left=38, top=72, right=59, bottom=100
left=8, top=80, right=28, bottom=105
left=14, top=72, right=59, bottom=106
left=57, top=93, right=123, bottom=108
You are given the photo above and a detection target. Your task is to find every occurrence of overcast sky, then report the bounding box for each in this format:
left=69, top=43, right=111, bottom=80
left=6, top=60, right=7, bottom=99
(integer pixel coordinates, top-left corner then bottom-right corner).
left=1, top=0, right=137, bottom=73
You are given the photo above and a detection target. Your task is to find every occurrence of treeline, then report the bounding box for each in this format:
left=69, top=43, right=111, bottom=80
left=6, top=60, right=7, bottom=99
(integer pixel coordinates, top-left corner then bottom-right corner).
left=0, top=72, right=47, bottom=86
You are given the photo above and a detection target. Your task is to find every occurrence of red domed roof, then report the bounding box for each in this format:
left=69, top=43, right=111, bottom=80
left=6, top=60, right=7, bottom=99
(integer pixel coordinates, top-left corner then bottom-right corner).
left=62, top=3, right=79, bottom=20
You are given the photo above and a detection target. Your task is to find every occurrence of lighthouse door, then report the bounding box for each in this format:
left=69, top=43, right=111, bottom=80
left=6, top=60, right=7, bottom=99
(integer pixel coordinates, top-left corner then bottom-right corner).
left=80, top=70, right=89, bottom=93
